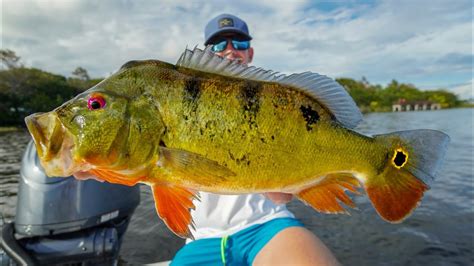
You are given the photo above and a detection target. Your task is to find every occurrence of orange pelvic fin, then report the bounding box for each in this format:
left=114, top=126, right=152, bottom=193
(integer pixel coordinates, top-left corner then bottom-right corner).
left=151, top=183, right=198, bottom=239
left=297, top=173, right=361, bottom=214
left=88, top=169, right=141, bottom=186
left=365, top=167, right=428, bottom=223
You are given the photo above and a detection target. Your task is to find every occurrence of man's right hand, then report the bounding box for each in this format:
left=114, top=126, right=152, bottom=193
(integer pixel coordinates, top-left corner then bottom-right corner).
left=264, top=192, right=293, bottom=204
left=73, top=171, right=105, bottom=182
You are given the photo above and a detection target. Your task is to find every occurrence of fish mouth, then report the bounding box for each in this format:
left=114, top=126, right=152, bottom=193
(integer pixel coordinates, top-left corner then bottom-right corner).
left=25, top=112, right=77, bottom=177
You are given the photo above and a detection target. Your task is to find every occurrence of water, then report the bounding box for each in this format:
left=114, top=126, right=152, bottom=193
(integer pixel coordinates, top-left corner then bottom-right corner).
left=1, top=108, right=473, bottom=265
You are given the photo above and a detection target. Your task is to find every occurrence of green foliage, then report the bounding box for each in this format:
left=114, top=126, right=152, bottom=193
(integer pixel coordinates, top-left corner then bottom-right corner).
left=338, top=78, right=461, bottom=112
left=0, top=67, right=101, bottom=126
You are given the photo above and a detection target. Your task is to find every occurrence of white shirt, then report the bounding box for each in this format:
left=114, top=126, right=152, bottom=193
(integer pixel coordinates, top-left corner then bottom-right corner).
left=189, top=192, right=294, bottom=241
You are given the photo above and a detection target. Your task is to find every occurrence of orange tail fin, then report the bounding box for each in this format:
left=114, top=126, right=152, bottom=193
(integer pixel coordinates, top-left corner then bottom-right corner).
left=366, top=129, right=449, bottom=222
left=365, top=168, right=428, bottom=222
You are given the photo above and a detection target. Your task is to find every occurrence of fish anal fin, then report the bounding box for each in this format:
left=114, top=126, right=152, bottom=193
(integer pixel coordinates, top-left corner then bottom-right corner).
left=158, top=146, right=235, bottom=186
left=297, top=173, right=361, bottom=214
left=365, top=168, right=428, bottom=223
left=151, top=183, right=198, bottom=239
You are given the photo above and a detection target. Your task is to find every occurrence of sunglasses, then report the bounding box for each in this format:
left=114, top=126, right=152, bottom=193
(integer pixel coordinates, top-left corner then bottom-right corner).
left=210, top=39, right=251, bottom=52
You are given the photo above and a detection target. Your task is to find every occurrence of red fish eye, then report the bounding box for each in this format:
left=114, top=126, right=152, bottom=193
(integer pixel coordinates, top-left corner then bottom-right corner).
left=87, top=96, right=106, bottom=110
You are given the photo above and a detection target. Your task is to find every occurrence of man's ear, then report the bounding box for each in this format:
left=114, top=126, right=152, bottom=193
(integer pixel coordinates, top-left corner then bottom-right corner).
left=248, top=47, right=254, bottom=63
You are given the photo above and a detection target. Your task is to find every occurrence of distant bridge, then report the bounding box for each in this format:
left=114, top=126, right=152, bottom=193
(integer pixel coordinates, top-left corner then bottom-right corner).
left=392, top=99, right=441, bottom=112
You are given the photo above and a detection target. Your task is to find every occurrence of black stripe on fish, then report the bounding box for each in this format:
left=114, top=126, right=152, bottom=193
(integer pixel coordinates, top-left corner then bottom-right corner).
left=300, top=105, right=320, bottom=131
left=182, top=77, right=201, bottom=114
left=183, top=77, right=201, bottom=102
left=239, top=81, right=262, bottom=128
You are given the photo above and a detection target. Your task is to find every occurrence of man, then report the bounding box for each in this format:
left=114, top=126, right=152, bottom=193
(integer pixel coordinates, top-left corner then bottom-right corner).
left=171, top=14, right=340, bottom=266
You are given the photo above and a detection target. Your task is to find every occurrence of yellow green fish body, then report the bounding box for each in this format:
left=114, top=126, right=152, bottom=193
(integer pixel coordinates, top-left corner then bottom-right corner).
left=25, top=48, right=449, bottom=238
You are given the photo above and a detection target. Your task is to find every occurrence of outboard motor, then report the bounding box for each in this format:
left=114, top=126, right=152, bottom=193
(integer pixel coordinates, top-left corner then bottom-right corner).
left=0, top=141, right=140, bottom=265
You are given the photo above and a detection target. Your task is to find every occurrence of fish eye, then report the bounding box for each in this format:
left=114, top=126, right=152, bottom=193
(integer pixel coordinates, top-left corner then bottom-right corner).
left=87, top=95, right=106, bottom=110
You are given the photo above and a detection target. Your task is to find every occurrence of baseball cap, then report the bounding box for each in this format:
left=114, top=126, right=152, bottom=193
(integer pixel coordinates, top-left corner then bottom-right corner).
left=204, top=14, right=252, bottom=45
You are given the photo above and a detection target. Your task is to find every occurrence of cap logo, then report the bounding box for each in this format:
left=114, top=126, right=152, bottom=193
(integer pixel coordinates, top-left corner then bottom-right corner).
left=218, top=18, right=234, bottom=28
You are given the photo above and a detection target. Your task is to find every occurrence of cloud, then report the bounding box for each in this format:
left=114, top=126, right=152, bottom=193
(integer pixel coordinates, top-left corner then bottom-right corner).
left=450, top=80, right=473, bottom=100
left=1, top=0, right=472, bottom=95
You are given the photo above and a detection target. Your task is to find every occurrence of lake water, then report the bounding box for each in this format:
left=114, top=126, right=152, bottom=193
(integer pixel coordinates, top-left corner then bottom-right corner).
left=1, top=108, right=473, bottom=265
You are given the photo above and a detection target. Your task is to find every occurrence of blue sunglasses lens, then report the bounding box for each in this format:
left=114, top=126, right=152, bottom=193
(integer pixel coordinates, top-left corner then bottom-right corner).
left=211, top=39, right=250, bottom=52
left=232, top=40, right=250, bottom=50
left=211, top=40, right=227, bottom=52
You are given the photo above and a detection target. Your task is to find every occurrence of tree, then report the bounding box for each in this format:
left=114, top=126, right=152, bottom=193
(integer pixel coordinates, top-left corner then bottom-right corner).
left=72, top=67, right=90, bottom=81
left=0, top=49, right=22, bottom=69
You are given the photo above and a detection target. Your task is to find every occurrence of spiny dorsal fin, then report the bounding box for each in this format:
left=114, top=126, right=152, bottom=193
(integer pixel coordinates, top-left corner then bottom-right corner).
left=176, top=47, right=362, bottom=128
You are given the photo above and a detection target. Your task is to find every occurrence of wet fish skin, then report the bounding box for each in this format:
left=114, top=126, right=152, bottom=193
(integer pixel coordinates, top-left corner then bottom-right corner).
left=25, top=49, right=449, bottom=238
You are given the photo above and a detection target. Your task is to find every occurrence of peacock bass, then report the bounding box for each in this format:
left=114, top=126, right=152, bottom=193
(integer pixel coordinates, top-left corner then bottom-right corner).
left=25, top=47, right=449, bottom=238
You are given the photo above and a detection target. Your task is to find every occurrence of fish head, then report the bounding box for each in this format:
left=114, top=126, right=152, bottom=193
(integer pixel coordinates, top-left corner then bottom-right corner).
left=25, top=69, right=165, bottom=179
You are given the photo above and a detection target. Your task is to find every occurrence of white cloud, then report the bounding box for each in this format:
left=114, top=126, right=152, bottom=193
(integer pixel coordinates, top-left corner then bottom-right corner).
left=451, top=80, right=473, bottom=100
left=1, top=0, right=472, bottom=95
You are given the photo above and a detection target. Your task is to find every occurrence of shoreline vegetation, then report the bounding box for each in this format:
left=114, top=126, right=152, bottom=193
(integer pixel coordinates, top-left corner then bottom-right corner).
left=1, top=49, right=471, bottom=126
left=0, top=126, right=21, bottom=132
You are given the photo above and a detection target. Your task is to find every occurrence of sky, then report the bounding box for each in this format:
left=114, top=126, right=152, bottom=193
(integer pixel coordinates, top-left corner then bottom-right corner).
left=1, top=0, right=473, bottom=99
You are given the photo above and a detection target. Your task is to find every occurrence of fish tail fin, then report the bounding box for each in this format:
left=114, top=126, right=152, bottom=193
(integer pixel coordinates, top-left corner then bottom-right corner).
left=366, top=129, right=450, bottom=222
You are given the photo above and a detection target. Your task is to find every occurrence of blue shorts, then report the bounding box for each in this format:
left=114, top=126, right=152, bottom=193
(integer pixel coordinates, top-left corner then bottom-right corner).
left=171, top=217, right=304, bottom=266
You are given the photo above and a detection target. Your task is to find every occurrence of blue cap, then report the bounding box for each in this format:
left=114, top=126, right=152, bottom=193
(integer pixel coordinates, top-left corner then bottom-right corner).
left=204, top=14, right=252, bottom=45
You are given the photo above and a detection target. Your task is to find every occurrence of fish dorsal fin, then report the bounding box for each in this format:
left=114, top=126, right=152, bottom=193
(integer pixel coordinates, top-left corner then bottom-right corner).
left=177, top=47, right=362, bottom=128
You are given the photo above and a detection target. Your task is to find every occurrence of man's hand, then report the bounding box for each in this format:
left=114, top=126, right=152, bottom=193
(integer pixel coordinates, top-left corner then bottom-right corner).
left=264, top=192, right=293, bottom=204
left=73, top=171, right=105, bottom=182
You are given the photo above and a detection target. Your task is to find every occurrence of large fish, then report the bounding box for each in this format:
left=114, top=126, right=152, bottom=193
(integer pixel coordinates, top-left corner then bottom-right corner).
left=25, top=47, right=449, bottom=238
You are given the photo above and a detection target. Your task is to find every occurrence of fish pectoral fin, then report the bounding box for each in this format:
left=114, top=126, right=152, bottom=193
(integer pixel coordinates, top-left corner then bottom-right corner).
left=296, top=173, right=361, bottom=214
left=151, top=183, right=198, bottom=239
left=158, top=146, right=235, bottom=185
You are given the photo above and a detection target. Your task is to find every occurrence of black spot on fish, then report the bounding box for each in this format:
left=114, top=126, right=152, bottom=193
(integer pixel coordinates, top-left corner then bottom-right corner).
left=159, top=140, right=166, bottom=147
left=260, top=138, right=266, bottom=143
left=239, top=81, right=262, bottom=129
left=209, top=133, right=216, bottom=140
left=229, top=151, right=235, bottom=161
left=393, top=150, right=407, bottom=167
left=271, top=135, right=275, bottom=140
left=300, top=105, right=320, bottom=131
left=236, top=154, right=248, bottom=165
left=228, top=152, right=251, bottom=166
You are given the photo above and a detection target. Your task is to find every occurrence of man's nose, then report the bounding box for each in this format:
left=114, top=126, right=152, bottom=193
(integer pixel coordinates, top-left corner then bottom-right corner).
left=223, top=41, right=237, bottom=54
left=224, top=50, right=236, bottom=59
